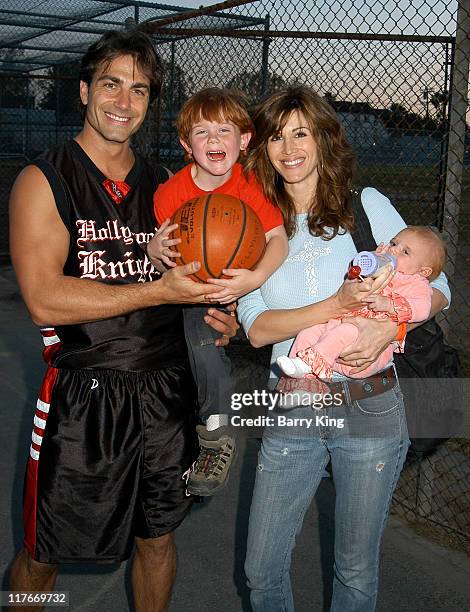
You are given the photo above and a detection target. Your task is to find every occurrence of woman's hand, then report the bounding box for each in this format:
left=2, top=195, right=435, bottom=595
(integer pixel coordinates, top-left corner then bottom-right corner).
left=337, top=317, right=397, bottom=373
left=335, top=263, right=395, bottom=313
left=335, top=278, right=375, bottom=311
left=369, top=261, right=395, bottom=292
left=146, top=218, right=182, bottom=268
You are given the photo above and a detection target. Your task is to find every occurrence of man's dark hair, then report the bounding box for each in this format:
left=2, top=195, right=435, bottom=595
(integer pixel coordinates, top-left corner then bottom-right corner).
left=79, top=30, right=163, bottom=103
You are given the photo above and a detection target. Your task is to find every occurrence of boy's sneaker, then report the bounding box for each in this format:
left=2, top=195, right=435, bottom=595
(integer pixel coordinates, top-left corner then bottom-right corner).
left=187, top=425, right=236, bottom=496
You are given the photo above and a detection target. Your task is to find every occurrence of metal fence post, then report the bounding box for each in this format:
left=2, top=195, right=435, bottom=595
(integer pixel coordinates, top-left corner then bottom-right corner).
left=259, top=14, right=270, bottom=98
left=25, top=78, right=30, bottom=157
left=441, top=0, right=470, bottom=283
left=55, top=77, right=59, bottom=146
left=169, top=40, right=176, bottom=110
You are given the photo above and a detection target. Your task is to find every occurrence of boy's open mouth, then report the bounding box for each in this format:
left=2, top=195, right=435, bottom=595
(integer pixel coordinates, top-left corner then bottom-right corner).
left=207, top=150, right=226, bottom=161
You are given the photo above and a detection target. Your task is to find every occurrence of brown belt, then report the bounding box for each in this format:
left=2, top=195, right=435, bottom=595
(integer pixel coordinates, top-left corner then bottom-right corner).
left=327, top=366, right=397, bottom=404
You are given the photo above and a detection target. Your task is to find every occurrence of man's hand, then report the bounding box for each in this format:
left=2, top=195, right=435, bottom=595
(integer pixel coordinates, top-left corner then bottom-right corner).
left=158, top=262, right=221, bottom=304
left=337, top=317, right=397, bottom=374
left=204, top=303, right=239, bottom=346
left=147, top=218, right=181, bottom=269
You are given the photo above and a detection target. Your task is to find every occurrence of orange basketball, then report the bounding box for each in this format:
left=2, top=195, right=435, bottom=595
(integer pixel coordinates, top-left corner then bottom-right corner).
left=169, top=194, right=266, bottom=283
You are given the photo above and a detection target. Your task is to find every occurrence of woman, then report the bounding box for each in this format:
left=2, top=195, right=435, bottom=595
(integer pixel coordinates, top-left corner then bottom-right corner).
left=235, top=87, right=450, bottom=611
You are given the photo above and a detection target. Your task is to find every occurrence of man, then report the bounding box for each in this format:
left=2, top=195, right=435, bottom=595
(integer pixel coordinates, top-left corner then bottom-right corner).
left=8, top=30, right=238, bottom=611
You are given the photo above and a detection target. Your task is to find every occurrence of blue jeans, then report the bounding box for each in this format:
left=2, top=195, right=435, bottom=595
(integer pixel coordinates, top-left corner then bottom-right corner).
left=245, top=383, right=409, bottom=612
left=183, top=305, right=234, bottom=420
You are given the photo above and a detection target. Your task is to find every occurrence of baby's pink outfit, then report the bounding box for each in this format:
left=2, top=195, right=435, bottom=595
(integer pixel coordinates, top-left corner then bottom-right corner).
left=290, top=272, right=433, bottom=380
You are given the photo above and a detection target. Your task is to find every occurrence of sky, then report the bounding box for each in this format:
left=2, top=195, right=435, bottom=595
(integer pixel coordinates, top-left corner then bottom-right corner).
left=138, top=0, right=460, bottom=37
left=159, top=0, right=216, bottom=6
left=143, top=0, right=462, bottom=118
left=0, top=0, right=464, bottom=119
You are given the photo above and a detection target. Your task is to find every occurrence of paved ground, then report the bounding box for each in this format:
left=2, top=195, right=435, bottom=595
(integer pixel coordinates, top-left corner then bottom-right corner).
left=1, top=265, right=470, bottom=611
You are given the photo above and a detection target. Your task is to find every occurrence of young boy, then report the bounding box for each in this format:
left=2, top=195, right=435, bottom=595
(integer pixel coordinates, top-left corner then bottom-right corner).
left=277, top=226, right=446, bottom=385
left=147, top=88, right=288, bottom=496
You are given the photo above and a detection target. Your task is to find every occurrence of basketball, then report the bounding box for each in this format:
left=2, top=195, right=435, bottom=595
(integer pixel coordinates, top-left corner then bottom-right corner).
left=169, top=194, right=266, bottom=282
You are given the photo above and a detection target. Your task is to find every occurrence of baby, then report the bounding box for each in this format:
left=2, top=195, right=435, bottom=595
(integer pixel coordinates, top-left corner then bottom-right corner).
left=277, top=226, right=446, bottom=382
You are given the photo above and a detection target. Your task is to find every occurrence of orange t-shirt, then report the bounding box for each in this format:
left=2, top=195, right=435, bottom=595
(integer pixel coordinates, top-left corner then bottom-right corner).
left=153, top=163, right=283, bottom=233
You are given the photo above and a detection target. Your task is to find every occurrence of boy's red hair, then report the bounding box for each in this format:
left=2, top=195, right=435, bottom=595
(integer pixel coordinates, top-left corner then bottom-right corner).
left=176, top=87, right=253, bottom=145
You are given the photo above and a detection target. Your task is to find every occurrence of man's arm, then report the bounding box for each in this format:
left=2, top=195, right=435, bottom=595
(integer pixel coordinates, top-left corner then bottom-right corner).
left=10, top=165, right=218, bottom=326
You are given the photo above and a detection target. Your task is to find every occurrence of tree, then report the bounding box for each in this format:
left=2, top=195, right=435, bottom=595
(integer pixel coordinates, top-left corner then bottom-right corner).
left=324, top=91, right=336, bottom=105
left=38, top=61, right=81, bottom=123
left=136, top=59, right=193, bottom=163
left=382, top=102, right=440, bottom=132
left=0, top=49, right=32, bottom=108
left=161, top=59, right=192, bottom=113
left=225, top=70, right=288, bottom=104
left=430, top=91, right=448, bottom=127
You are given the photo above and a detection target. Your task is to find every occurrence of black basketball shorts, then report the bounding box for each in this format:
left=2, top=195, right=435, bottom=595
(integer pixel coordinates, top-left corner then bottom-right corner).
left=23, top=364, right=197, bottom=563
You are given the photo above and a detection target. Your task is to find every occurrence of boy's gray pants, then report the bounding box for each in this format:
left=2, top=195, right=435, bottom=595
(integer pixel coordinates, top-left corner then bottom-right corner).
left=183, top=305, right=235, bottom=422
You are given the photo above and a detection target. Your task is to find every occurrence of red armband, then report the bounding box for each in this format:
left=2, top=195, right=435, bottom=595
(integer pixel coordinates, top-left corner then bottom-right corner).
left=395, top=322, right=407, bottom=343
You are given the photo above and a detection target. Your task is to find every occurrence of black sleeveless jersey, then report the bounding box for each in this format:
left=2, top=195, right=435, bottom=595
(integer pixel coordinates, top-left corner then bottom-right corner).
left=34, top=140, right=187, bottom=371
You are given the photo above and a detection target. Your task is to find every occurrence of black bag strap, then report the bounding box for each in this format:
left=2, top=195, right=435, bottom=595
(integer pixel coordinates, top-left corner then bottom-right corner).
left=350, top=189, right=377, bottom=253
left=32, top=158, right=71, bottom=230
left=158, top=164, right=173, bottom=182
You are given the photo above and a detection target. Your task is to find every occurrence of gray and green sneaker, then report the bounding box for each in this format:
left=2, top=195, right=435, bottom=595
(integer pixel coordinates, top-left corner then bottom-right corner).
left=187, top=425, right=236, bottom=496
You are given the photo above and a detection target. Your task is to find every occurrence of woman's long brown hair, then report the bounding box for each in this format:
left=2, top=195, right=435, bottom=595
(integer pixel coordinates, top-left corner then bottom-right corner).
left=244, top=86, right=356, bottom=239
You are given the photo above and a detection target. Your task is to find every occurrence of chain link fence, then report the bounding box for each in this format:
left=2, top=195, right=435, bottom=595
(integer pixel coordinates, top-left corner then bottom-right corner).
left=0, top=0, right=469, bottom=553
left=391, top=444, right=470, bottom=556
